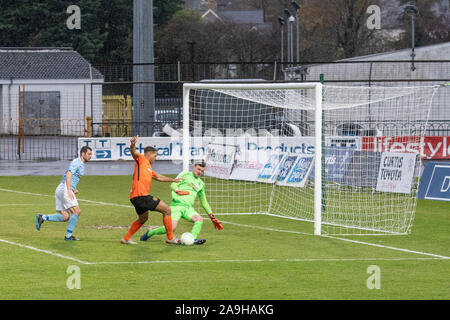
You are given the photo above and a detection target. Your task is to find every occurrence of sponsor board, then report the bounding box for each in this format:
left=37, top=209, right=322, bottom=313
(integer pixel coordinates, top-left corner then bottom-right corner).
left=204, top=143, right=237, bottom=180
left=78, top=137, right=205, bottom=161
left=275, top=155, right=299, bottom=183
left=277, top=155, right=314, bottom=188
left=375, top=152, right=417, bottom=194
left=79, top=136, right=450, bottom=161
left=417, top=162, right=450, bottom=201
left=309, top=147, right=354, bottom=183
left=362, top=136, right=450, bottom=160
left=257, top=154, right=285, bottom=183
left=78, top=136, right=317, bottom=162
left=229, top=160, right=264, bottom=181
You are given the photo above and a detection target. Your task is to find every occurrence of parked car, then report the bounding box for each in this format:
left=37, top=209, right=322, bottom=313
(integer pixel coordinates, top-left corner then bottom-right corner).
left=153, top=109, right=182, bottom=136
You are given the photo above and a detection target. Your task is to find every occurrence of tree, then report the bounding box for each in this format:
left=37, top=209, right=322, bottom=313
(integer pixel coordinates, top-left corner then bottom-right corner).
left=0, top=0, right=185, bottom=63
left=155, top=9, right=279, bottom=63
left=155, top=10, right=206, bottom=63
left=154, top=0, right=185, bottom=26
left=298, top=0, right=383, bottom=60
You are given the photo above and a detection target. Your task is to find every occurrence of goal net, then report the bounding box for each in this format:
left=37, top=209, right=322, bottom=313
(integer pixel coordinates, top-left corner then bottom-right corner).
left=182, top=83, right=438, bottom=235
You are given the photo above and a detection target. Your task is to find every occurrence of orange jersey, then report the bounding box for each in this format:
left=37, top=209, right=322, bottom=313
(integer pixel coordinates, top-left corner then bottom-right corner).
left=129, top=154, right=157, bottom=199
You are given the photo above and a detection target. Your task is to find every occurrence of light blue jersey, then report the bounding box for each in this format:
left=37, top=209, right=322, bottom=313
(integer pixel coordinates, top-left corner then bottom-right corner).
left=61, top=157, right=85, bottom=190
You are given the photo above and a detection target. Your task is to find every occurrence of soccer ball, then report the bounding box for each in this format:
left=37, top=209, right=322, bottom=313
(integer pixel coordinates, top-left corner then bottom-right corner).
left=181, top=232, right=195, bottom=246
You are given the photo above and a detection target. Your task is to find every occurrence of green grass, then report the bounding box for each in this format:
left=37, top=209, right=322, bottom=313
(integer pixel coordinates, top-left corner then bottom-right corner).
left=0, top=175, right=449, bottom=300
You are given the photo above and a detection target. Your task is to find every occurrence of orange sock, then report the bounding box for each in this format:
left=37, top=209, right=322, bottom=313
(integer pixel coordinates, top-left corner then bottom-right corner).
left=163, top=215, right=174, bottom=240
left=123, top=220, right=143, bottom=241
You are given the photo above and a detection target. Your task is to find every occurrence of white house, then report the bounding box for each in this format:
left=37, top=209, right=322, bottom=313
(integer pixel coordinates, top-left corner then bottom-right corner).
left=0, top=47, right=104, bottom=136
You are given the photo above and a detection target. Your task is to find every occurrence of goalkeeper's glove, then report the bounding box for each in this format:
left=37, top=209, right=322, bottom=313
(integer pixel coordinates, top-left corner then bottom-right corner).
left=175, top=189, right=190, bottom=196
left=208, top=213, right=223, bottom=230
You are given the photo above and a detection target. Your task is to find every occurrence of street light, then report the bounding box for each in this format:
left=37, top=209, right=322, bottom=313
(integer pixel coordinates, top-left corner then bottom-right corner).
left=405, top=4, right=419, bottom=71
left=291, top=1, right=301, bottom=63
left=288, top=15, right=295, bottom=67
left=283, top=9, right=295, bottom=66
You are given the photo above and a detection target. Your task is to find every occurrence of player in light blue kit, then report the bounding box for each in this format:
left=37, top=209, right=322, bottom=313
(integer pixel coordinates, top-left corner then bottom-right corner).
left=36, top=146, right=92, bottom=240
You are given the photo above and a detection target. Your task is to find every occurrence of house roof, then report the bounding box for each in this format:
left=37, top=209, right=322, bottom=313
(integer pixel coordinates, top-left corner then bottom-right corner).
left=0, top=47, right=103, bottom=80
left=201, top=9, right=272, bottom=32
left=338, top=41, right=450, bottom=61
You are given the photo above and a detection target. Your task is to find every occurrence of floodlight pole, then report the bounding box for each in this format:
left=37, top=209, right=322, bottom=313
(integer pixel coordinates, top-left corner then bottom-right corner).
left=288, top=16, right=295, bottom=67
left=291, top=1, right=301, bottom=63
left=284, top=9, right=292, bottom=67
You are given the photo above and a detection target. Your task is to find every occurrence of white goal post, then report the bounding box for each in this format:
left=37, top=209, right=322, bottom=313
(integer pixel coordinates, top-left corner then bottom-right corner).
left=182, top=82, right=438, bottom=236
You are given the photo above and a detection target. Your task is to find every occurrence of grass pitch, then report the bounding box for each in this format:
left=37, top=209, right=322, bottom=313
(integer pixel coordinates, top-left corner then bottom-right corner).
left=0, top=175, right=449, bottom=300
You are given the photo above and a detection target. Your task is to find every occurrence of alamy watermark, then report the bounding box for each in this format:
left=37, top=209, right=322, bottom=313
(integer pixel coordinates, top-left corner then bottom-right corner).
left=366, top=265, right=381, bottom=289
left=366, top=5, right=381, bottom=30
left=66, top=265, right=81, bottom=289
left=66, top=5, right=81, bottom=30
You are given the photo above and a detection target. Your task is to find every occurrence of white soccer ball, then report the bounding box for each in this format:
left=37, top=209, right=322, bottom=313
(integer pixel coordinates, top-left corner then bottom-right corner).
left=181, top=232, right=195, bottom=246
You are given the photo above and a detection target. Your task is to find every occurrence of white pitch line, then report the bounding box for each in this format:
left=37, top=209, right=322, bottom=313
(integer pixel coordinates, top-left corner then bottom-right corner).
left=1, top=187, right=449, bottom=261
left=322, top=235, right=450, bottom=260
left=82, top=257, right=447, bottom=265
left=0, top=236, right=445, bottom=266
left=0, top=204, right=54, bottom=207
left=0, top=238, right=90, bottom=265
left=0, top=187, right=133, bottom=208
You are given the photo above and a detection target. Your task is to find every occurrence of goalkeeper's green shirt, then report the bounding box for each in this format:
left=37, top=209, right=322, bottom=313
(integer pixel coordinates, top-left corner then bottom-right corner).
left=170, top=171, right=212, bottom=214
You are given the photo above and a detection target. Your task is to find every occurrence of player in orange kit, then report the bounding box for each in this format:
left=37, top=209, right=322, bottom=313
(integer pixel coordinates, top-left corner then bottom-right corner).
left=121, top=135, right=182, bottom=245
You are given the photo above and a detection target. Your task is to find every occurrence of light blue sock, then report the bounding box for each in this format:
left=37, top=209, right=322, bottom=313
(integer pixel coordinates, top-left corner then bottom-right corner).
left=66, top=214, right=79, bottom=238
left=44, top=214, right=64, bottom=222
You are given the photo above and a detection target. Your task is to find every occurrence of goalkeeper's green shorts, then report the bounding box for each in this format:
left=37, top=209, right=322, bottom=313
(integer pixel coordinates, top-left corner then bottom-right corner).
left=170, top=205, right=199, bottom=221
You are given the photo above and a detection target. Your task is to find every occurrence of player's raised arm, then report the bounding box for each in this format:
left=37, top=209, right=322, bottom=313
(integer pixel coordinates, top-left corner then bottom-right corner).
left=130, top=135, right=140, bottom=160
left=154, top=173, right=183, bottom=183
left=171, top=172, right=190, bottom=195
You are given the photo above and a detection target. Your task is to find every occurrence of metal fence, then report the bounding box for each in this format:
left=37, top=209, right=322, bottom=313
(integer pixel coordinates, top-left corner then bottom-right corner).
left=0, top=60, right=449, bottom=160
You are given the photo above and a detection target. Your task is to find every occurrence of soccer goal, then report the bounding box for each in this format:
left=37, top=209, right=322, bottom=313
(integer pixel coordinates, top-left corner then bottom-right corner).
left=182, top=82, right=438, bottom=236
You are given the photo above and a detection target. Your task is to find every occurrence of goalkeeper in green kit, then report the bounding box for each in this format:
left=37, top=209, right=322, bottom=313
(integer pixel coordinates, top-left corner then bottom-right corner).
left=140, top=160, right=223, bottom=245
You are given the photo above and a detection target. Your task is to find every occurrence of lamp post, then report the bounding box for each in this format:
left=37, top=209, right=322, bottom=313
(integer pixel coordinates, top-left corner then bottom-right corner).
left=284, top=9, right=292, bottom=66
left=288, top=15, right=295, bottom=67
left=284, top=9, right=296, bottom=67
left=291, top=1, right=300, bottom=63
left=405, top=4, right=419, bottom=71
